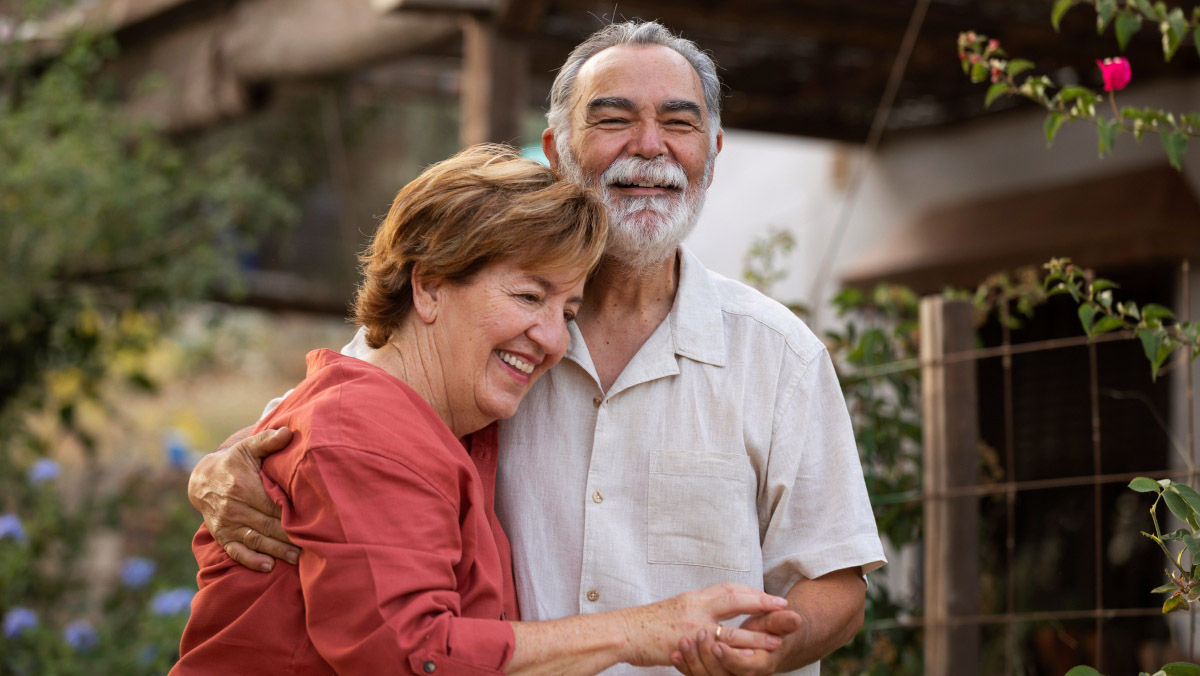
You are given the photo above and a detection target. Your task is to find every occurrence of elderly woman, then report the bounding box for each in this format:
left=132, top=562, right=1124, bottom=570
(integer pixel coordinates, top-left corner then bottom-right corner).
left=171, top=145, right=790, bottom=676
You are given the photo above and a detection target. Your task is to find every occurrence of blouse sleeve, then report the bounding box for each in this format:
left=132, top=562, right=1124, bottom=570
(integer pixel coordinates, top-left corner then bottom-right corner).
left=280, top=443, right=515, bottom=676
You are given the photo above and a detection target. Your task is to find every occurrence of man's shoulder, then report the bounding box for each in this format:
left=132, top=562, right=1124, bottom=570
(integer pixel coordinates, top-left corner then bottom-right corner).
left=700, top=266, right=825, bottom=362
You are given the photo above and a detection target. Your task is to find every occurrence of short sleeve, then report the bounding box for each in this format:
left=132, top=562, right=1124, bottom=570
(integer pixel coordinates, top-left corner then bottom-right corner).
left=759, top=349, right=886, bottom=594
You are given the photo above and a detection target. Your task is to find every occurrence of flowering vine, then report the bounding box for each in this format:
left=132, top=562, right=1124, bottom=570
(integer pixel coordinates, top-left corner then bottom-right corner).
left=958, top=0, right=1200, bottom=170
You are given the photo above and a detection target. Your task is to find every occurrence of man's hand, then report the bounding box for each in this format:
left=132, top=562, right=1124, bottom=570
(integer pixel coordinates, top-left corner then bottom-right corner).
left=670, top=567, right=866, bottom=676
left=187, top=427, right=299, bottom=572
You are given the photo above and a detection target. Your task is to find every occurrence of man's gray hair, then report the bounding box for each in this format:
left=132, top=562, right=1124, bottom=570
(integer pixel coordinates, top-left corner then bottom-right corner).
left=546, top=21, right=722, bottom=136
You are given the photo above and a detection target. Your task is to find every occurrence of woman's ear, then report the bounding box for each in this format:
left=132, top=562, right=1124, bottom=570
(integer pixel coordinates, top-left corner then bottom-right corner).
left=410, top=264, right=442, bottom=324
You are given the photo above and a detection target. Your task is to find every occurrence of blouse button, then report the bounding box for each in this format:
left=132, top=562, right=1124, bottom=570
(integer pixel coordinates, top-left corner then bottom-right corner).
left=592, top=491, right=604, bottom=504
left=592, top=395, right=602, bottom=407
left=587, top=589, right=600, bottom=602
left=423, top=660, right=437, bottom=673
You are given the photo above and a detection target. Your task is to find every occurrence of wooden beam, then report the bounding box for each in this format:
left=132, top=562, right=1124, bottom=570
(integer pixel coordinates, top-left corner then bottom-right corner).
left=373, top=0, right=495, bottom=13
left=460, top=14, right=529, bottom=146
left=920, top=296, right=981, bottom=676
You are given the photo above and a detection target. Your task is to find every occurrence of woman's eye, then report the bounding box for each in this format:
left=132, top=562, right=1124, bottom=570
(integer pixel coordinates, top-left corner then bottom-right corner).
left=518, top=293, right=540, bottom=303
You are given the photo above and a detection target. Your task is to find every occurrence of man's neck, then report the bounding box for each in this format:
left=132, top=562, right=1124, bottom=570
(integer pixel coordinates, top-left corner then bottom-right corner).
left=576, top=251, right=680, bottom=392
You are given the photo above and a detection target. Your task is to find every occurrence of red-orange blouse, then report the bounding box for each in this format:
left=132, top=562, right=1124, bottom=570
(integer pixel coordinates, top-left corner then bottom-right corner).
left=173, top=350, right=519, bottom=676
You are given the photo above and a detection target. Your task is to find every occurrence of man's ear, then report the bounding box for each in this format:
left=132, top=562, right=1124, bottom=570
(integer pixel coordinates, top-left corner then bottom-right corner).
left=410, top=264, right=442, bottom=324
left=706, top=128, right=724, bottom=189
left=542, top=128, right=560, bottom=171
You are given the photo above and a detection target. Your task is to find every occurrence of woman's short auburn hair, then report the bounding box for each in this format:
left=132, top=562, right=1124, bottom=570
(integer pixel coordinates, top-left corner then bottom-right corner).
left=353, top=144, right=609, bottom=349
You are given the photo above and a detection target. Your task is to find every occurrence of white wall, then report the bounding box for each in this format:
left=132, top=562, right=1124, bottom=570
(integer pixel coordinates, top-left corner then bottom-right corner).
left=688, top=76, right=1200, bottom=331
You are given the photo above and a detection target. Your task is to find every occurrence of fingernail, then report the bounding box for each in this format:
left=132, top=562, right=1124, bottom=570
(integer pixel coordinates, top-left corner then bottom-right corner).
left=742, top=649, right=755, bottom=657
left=713, top=644, right=724, bottom=658
left=773, top=596, right=789, bottom=608
left=766, top=636, right=781, bottom=648
left=286, top=551, right=299, bottom=564
left=682, top=639, right=693, bottom=652
left=260, top=561, right=272, bottom=572
left=696, top=630, right=707, bottom=642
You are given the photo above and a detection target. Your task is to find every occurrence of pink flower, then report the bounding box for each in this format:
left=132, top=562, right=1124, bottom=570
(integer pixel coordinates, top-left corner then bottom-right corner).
left=1096, top=57, right=1131, bottom=91
left=987, top=39, right=1000, bottom=52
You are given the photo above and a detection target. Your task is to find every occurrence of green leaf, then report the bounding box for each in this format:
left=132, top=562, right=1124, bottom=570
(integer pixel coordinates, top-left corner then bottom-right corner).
left=1116, top=11, right=1144, bottom=50
left=1184, top=533, right=1200, bottom=559
left=1173, top=483, right=1200, bottom=513
left=1164, top=592, right=1190, bottom=613
left=1059, top=85, right=1095, bottom=103
left=1161, top=130, right=1188, bottom=170
left=1163, top=527, right=1192, bottom=541
left=1052, top=0, right=1076, bottom=31
left=1065, top=667, right=1104, bottom=676
left=1079, top=303, right=1098, bottom=336
left=1096, top=0, right=1118, bottom=33
left=1007, top=59, right=1035, bottom=76
left=1133, top=0, right=1155, bottom=16
left=1092, top=315, right=1125, bottom=337
left=1162, top=663, right=1200, bottom=676
left=1164, top=487, right=1193, bottom=523
left=1130, top=476, right=1165, bottom=493
left=1045, top=112, right=1066, bottom=147
left=1092, top=279, right=1118, bottom=293
left=985, top=82, right=1010, bottom=108
left=1162, top=8, right=1188, bottom=60
left=1152, top=582, right=1179, bottom=594
left=1097, top=289, right=1114, bottom=310
left=1144, top=303, right=1177, bottom=321
left=971, top=61, right=987, bottom=83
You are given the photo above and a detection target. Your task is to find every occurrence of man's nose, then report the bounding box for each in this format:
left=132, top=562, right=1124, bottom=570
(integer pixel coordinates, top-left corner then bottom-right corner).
left=628, top=122, right=668, bottom=159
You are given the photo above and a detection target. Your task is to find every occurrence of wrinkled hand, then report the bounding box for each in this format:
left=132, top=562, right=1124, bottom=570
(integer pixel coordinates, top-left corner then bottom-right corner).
left=671, top=610, right=803, bottom=676
left=188, top=427, right=299, bottom=572
left=621, top=583, right=791, bottom=668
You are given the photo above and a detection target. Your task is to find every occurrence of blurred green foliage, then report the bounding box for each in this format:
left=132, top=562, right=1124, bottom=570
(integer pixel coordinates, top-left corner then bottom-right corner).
left=1, top=4, right=293, bottom=671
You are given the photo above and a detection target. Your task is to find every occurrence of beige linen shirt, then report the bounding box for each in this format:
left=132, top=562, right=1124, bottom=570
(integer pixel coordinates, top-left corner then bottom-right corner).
left=493, top=247, right=885, bottom=676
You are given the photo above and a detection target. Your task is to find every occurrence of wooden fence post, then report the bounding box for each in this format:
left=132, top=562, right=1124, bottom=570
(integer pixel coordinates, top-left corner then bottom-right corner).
left=920, top=296, right=980, bottom=675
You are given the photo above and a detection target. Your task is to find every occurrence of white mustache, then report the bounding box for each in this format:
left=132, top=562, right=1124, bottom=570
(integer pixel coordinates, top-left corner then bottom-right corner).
left=600, top=156, right=687, bottom=191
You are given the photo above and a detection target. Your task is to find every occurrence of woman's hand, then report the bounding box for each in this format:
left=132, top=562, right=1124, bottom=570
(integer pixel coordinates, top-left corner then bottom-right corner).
left=188, top=427, right=299, bottom=571
left=671, top=610, right=803, bottom=676
left=617, top=583, right=796, bottom=668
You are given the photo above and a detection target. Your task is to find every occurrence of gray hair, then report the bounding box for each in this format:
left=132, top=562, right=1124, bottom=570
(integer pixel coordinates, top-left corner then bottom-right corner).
left=546, top=21, right=722, bottom=139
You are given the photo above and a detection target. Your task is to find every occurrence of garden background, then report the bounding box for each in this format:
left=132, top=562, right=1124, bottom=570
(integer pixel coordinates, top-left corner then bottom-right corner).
left=3, top=0, right=1200, bottom=674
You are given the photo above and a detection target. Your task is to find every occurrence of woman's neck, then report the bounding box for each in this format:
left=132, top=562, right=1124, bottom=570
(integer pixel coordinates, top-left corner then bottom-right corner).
left=360, top=324, right=479, bottom=438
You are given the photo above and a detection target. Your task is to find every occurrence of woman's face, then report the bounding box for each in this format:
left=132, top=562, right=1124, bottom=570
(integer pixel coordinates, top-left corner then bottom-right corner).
left=429, top=258, right=586, bottom=434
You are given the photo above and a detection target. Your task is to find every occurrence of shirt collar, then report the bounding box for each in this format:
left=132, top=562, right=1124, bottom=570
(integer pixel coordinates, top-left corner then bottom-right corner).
left=670, top=246, right=727, bottom=367
left=562, top=246, right=728, bottom=387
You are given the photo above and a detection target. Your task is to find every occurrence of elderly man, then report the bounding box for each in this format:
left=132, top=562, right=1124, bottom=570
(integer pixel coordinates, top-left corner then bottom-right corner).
left=190, top=20, right=884, bottom=676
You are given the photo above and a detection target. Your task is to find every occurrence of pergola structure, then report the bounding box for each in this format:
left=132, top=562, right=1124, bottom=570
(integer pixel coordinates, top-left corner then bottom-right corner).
left=8, top=0, right=1199, bottom=145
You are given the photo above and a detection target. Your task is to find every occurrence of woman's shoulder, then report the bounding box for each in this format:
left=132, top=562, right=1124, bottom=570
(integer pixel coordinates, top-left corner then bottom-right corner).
left=264, top=350, right=469, bottom=484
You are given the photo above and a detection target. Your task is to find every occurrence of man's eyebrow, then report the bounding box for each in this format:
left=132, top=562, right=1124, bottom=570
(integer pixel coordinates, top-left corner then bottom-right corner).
left=661, top=100, right=703, bottom=117
left=587, top=97, right=637, bottom=113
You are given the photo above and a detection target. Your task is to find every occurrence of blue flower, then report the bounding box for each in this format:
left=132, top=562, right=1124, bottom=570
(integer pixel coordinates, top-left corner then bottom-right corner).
left=0, top=514, right=26, bottom=543
left=63, top=619, right=98, bottom=652
left=150, top=587, right=194, bottom=616
left=4, top=607, right=38, bottom=638
left=120, top=557, right=157, bottom=589
left=27, top=458, right=60, bottom=484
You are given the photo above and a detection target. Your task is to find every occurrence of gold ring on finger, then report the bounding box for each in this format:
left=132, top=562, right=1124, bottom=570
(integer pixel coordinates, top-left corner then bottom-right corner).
left=243, top=527, right=253, bottom=545
left=715, top=625, right=723, bottom=641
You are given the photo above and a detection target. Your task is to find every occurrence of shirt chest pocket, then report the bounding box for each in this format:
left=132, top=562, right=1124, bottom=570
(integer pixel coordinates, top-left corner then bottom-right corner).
left=647, top=451, right=756, bottom=572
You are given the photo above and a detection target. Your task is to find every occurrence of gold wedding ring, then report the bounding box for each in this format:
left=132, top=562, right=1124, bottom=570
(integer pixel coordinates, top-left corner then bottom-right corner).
left=715, top=625, right=723, bottom=641
left=242, top=527, right=253, bottom=545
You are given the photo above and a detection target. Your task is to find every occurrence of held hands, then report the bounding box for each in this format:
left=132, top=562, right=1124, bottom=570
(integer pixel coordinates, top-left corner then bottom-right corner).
left=621, top=583, right=799, bottom=670
left=187, top=427, right=300, bottom=572
left=671, top=608, right=803, bottom=676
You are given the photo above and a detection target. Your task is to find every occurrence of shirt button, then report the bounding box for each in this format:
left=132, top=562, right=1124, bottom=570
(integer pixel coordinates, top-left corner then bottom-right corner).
left=592, top=395, right=602, bottom=407
left=423, top=661, right=437, bottom=673
left=587, top=589, right=599, bottom=602
left=592, top=491, right=603, bottom=504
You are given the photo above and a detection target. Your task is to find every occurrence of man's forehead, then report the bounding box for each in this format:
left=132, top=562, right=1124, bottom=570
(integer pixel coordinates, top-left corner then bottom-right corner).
left=572, top=44, right=704, bottom=112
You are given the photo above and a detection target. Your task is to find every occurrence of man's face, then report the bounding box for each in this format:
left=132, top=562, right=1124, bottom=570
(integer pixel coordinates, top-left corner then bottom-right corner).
left=544, top=44, right=723, bottom=270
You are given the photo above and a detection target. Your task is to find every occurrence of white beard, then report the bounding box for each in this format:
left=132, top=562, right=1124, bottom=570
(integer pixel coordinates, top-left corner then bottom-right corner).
left=556, top=139, right=712, bottom=272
